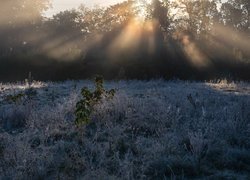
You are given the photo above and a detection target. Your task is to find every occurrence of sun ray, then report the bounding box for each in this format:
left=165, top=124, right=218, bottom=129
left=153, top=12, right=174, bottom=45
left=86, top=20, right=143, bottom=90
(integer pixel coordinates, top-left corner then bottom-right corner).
left=107, top=19, right=143, bottom=60
left=178, top=32, right=212, bottom=68
left=107, top=18, right=159, bottom=61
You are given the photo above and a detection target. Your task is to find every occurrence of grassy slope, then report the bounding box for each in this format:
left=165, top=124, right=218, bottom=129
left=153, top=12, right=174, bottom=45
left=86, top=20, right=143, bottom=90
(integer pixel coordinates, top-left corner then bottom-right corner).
left=0, top=80, right=249, bottom=179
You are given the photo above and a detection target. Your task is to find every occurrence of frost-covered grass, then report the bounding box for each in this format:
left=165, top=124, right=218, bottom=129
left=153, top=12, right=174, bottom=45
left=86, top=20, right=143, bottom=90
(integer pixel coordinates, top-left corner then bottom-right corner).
left=0, top=79, right=249, bottom=179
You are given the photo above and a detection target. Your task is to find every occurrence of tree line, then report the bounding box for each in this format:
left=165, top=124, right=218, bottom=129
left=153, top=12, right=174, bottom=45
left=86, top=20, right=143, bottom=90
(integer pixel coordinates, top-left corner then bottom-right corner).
left=0, top=0, right=249, bottom=81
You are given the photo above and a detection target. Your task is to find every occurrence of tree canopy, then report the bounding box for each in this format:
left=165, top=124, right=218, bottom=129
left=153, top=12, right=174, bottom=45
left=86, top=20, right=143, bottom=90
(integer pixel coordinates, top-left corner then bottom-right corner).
left=0, top=0, right=249, bottom=81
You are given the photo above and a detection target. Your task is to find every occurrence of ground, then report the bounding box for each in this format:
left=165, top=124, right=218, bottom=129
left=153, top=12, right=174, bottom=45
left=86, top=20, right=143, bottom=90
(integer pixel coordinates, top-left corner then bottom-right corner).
left=0, top=79, right=249, bottom=179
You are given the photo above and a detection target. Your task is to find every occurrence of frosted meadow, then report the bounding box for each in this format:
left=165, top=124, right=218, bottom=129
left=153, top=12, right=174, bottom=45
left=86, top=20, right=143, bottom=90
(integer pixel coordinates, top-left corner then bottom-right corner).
left=0, top=79, right=249, bottom=179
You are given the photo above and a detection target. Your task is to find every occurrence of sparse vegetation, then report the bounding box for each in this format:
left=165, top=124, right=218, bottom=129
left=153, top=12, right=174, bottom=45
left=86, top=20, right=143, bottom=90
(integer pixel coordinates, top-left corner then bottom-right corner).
left=5, top=93, right=25, bottom=105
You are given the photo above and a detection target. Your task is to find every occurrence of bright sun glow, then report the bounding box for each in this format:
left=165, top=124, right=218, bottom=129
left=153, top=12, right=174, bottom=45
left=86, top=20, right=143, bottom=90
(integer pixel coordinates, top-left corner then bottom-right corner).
left=134, top=0, right=152, bottom=21
left=107, top=18, right=158, bottom=60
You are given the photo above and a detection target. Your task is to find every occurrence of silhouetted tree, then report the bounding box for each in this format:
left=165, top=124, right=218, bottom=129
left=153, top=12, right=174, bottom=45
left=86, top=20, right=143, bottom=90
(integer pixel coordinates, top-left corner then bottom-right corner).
left=172, top=0, right=220, bottom=38
left=0, top=0, right=50, bottom=56
left=221, top=0, right=249, bottom=32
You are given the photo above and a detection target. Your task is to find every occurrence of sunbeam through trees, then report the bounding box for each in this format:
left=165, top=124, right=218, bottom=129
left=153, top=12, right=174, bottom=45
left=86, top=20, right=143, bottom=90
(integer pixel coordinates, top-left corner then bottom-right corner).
left=0, top=0, right=249, bottom=81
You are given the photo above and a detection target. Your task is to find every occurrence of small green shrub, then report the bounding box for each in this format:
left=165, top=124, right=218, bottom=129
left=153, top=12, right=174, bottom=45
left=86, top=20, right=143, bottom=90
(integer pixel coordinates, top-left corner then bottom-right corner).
left=75, top=76, right=115, bottom=126
left=5, top=89, right=37, bottom=105
left=4, top=72, right=37, bottom=105
left=5, top=93, right=25, bottom=104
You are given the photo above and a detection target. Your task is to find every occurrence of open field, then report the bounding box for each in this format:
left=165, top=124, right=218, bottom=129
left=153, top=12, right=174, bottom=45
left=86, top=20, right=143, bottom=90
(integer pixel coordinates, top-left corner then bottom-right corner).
left=0, top=80, right=249, bottom=179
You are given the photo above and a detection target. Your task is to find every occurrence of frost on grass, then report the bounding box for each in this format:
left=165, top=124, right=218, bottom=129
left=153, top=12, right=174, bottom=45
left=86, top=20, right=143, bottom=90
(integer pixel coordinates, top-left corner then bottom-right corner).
left=0, top=80, right=249, bottom=179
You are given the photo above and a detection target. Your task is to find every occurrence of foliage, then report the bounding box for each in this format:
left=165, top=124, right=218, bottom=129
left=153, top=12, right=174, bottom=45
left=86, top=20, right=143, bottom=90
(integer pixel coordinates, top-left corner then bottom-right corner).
left=75, top=76, right=115, bottom=126
left=4, top=73, right=36, bottom=105
left=5, top=93, right=25, bottom=105
left=0, top=0, right=250, bottom=81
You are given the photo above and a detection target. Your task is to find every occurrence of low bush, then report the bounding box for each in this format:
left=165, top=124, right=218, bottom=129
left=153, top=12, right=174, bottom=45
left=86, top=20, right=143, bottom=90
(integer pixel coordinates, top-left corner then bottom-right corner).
left=75, top=76, right=115, bottom=126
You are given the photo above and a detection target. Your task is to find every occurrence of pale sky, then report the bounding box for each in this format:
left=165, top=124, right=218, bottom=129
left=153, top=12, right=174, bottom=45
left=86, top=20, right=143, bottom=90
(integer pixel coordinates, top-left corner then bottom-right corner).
left=44, top=0, right=125, bottom=17
left=44, top=0, right=227, bottom=17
